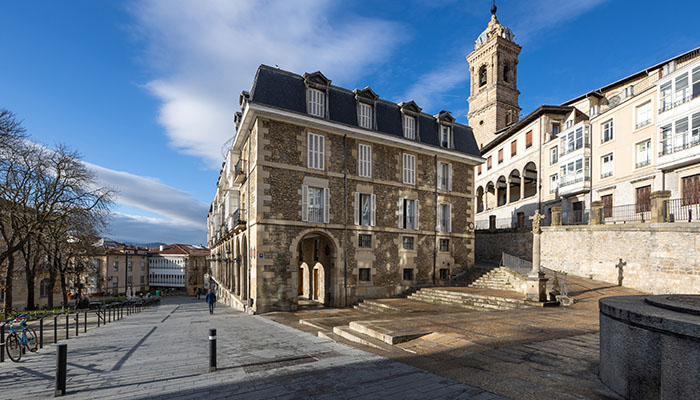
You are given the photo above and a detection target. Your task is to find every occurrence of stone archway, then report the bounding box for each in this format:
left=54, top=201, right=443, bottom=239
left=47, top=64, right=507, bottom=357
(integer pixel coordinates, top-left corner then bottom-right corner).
left=290, top=229, right=341, bottom=307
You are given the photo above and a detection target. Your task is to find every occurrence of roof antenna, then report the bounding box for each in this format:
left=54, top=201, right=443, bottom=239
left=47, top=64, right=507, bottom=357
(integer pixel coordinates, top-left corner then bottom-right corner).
left=491, top=0, right=497, bottom=15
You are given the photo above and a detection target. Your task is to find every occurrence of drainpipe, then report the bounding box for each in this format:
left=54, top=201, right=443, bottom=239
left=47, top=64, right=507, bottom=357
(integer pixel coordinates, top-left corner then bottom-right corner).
left=433, top=154, right=438, bottom=285
left=343, top=134, right=348, bottom=307
left=246, top=126, right=252, bottom=310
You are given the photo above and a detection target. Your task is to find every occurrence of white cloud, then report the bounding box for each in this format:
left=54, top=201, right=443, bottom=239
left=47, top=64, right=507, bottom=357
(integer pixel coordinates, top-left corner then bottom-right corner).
left=129, top=0, right=405, bottom=168
left=509, top=0, right=609, bottom=44
left=106, top=212, right=207, bottom=245
left=400, top=63, right=469, bottom=114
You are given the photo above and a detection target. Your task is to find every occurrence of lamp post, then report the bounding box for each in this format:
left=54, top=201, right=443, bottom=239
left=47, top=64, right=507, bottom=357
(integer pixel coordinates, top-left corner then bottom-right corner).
left=124, top=249, right=129, bottom=298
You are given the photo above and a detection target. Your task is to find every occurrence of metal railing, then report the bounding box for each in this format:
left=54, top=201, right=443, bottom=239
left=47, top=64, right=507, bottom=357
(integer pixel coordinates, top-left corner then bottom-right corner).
left=234, top=159, right=245, bottom=182
left=474, top=219, right=490, bottom=230
left=559, top=173, right=590, bottom=188
left=659, top=93, right=692, bottom=114
left=307, top=206, right=324, bottom=223
left=635, top=119, right=652, bottom=129
left=602, top=203, right=650, bottom=224
left=500, top=252, right=531, bottom=276
left=659, top=131, right=700, bottom=156
left=665, top=198, right=700, bottom=222
left=636, top=159, right=651, bottom=168
left=562, top=209, right=589, bottom=225
left=233, top=208, right=245, bottom=227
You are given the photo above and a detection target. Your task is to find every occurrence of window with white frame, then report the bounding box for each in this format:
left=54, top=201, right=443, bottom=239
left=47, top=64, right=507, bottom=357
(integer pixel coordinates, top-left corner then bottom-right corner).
left=636, top=140, right=651, bottom=168
left=601, top=120, right=613, bottom=143
left=403, top=154, right=416, bottom=184
left=660, top=81, right=673, bottom=112
left=358, top=144, right=372, bottom=178
left=636, top=102, right=652, bottom=129
left=307, top=88, right=325, bottom=117
left=358, top=102, right=373, bottom=129
left=403, top=115, right=416, bottom=139
left=693, top=66, right=700, bottom=99
left=601, top=153, right=614, bottom=178
left=437, top=162, right=452, bottom=191
left=437, top=203, right=452, bottom=233
left=301, top=185, right=329, bottom=223
left=550, top=174, right=558, bottom=193
left=676, top=72, right=689, bottom=103
left=550, top=146, right=558, bottom=165
left=398, top=198, right=419, bottom=230
left=354, top=192, right=376, bottom=226
left=440, top=125, right=452, bottom=148
left=307, top=132, right=325, bottom=170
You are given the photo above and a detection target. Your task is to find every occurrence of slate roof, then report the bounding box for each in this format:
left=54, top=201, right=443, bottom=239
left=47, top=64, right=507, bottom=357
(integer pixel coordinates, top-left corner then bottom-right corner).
left=247, top=65, right=481, bottom=158
left=149, top=243, right=210, bottom=256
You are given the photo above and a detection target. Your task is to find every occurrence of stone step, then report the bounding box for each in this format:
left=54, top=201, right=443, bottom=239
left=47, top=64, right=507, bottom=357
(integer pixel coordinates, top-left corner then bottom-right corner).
left=317, top=331, right=359, bottom=347
left=348, top=321, right=431, bottom=345
left=332, top=326, right=405, bottom=354
left=408, top=289, right=531, bottom=311
left=408, top=293, right=516, bottom=311
left=353, top=300, right=401, bottom=314
left=417, top=289, right=526, bottom=304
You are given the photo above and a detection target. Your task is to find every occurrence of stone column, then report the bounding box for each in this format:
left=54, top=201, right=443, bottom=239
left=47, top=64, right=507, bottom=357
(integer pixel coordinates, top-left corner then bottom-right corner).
left=506, top=181, right=511, bottom=204
left=650, top=190, right=672, bottom=223
left=520, top=175, right=526, bottom=199
left=590, top=200, right=604, bottom=225
left=526, top=210, right=548, bottom=302
left=551, top=206, right=562, bottom=226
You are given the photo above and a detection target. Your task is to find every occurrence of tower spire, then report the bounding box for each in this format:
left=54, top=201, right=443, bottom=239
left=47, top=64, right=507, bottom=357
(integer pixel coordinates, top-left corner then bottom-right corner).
left=491, top=0, right=497, bottom=16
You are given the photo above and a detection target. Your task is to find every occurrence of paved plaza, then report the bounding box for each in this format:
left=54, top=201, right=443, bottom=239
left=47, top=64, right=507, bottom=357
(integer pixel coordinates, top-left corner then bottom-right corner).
left=0, top=297, right=504, bottom=399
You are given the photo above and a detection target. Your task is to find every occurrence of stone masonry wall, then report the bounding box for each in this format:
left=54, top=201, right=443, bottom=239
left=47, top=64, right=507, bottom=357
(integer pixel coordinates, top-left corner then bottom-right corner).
left=541, top=224, right=700, bottom=294
left=475, top=229, right=532, bottom=263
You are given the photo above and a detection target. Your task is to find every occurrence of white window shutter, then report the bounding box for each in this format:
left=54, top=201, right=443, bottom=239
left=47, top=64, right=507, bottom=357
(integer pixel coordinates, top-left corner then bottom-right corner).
left=307, top=134, right=313, bottom=168
left=415, top=200, right=420, bottom=230
left=301, top=185, right=308, bottom=221
left=448, top=164, right=453, bottom=191
left=354, top=192, right=360, bottom=225
left=448, top=204, right=452, bottom=233
left=437, top=204, right=443, bottom=232
left=370, top=194, right=376, bottom=226
left=398, top=199, right=404, bottom=228
left=324, top=187, right=330, bottom=223
left=368, top=146, right=372, bottom=178
left=319, top=136, right=325, bottom=170
left=437, top=162, right=443, bottom=189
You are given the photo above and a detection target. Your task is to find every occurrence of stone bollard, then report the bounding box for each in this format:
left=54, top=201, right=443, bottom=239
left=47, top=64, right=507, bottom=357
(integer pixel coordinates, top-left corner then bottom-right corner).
left=590, top=201, right=604, bottom=225
left=650, top=190, right=671, bottom=223
left=551, top=206, right=562, bottom=226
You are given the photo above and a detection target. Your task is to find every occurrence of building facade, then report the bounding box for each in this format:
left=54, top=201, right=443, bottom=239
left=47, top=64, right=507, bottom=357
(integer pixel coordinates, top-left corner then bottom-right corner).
left=208, top=67, right=482, bottom=313
left=473, top=6, right=700, bottom=228
left=148, top=244, right=209, bottom=295
left=90, top=239, right=150, bottom=296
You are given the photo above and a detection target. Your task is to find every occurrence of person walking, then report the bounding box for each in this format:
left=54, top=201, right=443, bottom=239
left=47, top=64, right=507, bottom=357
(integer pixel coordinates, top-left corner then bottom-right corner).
left=205, top=289, right=217, bottom=314
left=197, top=288, right=201, bottom=300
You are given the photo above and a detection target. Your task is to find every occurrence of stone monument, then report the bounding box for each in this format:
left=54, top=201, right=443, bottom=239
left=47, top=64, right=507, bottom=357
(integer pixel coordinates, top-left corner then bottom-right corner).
left=526, top=210, right=548, bottom=302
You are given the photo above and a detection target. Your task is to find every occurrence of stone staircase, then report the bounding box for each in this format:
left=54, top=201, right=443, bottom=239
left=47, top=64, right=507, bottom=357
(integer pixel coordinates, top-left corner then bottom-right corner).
left=353, top=299, right=403, bottom=314
left=466, top=266, right=526, bottom=292
left=407, top=287, right=534, bottom=311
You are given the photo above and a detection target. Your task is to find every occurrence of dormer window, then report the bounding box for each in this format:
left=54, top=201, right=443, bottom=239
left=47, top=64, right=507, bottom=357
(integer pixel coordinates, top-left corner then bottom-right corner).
left=403, top=115, right=416, bottom=139
left=440, top=125, right=452, bottom=149
left=358, top=102, right=373, bottom=129
left=307, top=88, right=325, bottom=117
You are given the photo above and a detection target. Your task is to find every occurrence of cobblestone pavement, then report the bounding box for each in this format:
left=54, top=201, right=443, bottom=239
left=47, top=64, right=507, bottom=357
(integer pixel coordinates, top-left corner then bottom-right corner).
left=0, top=297, right=505, bottom=399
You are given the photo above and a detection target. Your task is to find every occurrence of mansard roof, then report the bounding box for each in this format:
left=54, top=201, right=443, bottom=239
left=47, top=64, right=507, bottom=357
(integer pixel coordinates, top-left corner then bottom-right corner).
left=248, top=65, right=480, bottom=158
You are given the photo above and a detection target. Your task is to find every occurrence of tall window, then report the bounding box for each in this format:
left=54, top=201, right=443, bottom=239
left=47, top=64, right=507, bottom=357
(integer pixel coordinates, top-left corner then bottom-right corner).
left=601, top=120, right=614, bottom=143
left=479, top=65, right=487, bottom=87
left=525, top=131, right=533, bottom=148
left=487, top=156, right=492, bottom=170
left=113, top=277, right=118, bottom=289
left=437, top=203, right=452, bottom=233
left=302, top=186, right=329, bottom=223
left=550, top=146, right=558, bottom=165
left=477, top=164, right=482, bottom=175
left=636, top=140, right=651, bottom=168
left=358, top=103, right=373, bottom=129
left=403, top=154, right=416, bottom=184
left=503, top=63, right=510, bottom=83
left=403, top=115, right=416, bottom=139
left=40, top=279, right=51, bottom=297
left=128, top=262, right=132, bottom=272
left=498, top=148, right=504, bottom=164
left=676, top=72, right=689, bottom=103
left=660, top=81, right=673, bottom=112
left=550, top=174, right=558, bottom=193
left=307, top=88, right=325, bottom=117
left=307, top=132, right=325, bottom=170
left=693, top=66, right=700, bottom=99
left=358, top=144, right=372, bottom=178
left=440, top=125, right=452, bottom=149
left=113, top=261, right=118, bottom=272
left=438, top=162, right=452, bottom=191
left=511, top=140, right=517, bottom=156
left=354, top=193, right=376, bottom=226
left=636, top=102, right=652, bottom=129
left=358, top=234, right=372, bottom=249
left=141, top=261, right=145, bottom=271
left=551, top=123, right=560, bottom=139
left=398, top=198, right=418, bottom=230
left=140, top=276, right=145, bottom=284
left=601, top=153, right=614, bottom=178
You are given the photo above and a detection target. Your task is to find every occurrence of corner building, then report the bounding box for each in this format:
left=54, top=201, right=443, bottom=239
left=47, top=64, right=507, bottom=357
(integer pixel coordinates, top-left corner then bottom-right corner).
left=208, top=67, right=482, bottom=313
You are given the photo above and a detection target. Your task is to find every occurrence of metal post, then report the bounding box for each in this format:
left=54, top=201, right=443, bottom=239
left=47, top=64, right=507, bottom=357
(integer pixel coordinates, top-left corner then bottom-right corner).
left=209, top=328, right=217, bottom=372
left=108, top=307, right=111, bottom=323
left=65, top=314, right=69, bottom=340
left=84, top=312, right=87, bottom=333
left=97, top=310, right=100, bottom=328
left=40, top=318, right=44, bottom=349
left=55, top=343, right=67, bottom=396
left=54, top=316, right=58, bottom=344
left=75, top=314, right=79, bottom=337
left=1, top=323, right=5, bottom=362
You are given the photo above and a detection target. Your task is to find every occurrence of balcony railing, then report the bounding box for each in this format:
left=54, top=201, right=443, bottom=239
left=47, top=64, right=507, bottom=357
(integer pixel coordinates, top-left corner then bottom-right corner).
left=234, top=159, right=246, bottom=184
left=659, top=93, right=693, bottom=114
left=233, top=208, right=246, bottom=231
left=659, top=131, right=700, bottom=156
left=665, top=198, right=700, bottom=222
left=635, top=119, right=652, bottom=129
left=636, top=159, right=651, bottom=168
left=602, top=204, right=650, bottom=224
left=308, top=206, right=324, bottom=223
left=601, top=171, right=613, bottom=178
left=559, top=172, right=590, bottom=188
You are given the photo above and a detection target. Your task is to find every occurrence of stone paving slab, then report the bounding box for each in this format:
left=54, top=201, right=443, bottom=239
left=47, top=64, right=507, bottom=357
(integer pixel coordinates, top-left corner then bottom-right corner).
left=0, top=297, right=505, bottom=399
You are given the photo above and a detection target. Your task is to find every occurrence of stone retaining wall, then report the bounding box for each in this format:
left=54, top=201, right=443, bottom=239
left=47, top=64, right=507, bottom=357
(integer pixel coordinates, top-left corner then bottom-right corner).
left=475, top=229, right=532, bottom=263
left=541, top=223, right=700, bottom=294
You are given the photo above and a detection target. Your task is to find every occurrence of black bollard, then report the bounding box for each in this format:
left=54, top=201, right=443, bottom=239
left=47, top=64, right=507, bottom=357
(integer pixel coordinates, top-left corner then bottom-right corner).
left=75, top=314, right=79, bottom=337
left=54, top=316, right=58, bottom=344
left=209, top=328, right=217, bottom=372
left=84, top=312, right=87, bottom=333
left=55, top=344, right=67, bottom=396
left=1, top=323, right=5, bottom=363
left=40, top=318, right=44, bottom=349
left=65, top=314, right=69, bottom=340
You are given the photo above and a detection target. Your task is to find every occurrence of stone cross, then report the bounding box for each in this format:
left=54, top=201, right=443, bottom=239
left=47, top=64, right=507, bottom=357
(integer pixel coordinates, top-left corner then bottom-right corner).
left=530, top=209, right=546, bottom=234
left=615, top=258, right=626, bottom=286
left=529, top=210, right=546, bottom=277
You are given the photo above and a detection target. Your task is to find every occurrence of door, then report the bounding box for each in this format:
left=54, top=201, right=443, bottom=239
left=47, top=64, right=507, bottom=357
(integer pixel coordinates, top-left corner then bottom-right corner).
left=298, top=267, right=304, bottom=296
left=635, top=185, right=651, bottom=212
left=682, top=174, right=700, bottom=205
left=573, top=201, right=583, bottom=223
left=601, top=195, right=613, bottom=218
left=313, top=269, right=319, bottom=300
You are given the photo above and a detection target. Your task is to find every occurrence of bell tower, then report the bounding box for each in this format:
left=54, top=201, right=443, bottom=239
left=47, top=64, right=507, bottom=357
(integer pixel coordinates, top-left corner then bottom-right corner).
left=466, top=2, right=521, bottom=148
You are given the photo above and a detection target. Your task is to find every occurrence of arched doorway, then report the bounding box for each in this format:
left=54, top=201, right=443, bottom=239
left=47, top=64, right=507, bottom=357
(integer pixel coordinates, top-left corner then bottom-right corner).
left=476, top=186, right=484, bottom=213
left=486, top=182, right=496, bottom=210
left=508, top=169, right=521, bottom=203
left=295, top=231, right=337, bottom=306
left=497, top=176, right=507, bottom=206
left=523, top=162, right=538, bottom=198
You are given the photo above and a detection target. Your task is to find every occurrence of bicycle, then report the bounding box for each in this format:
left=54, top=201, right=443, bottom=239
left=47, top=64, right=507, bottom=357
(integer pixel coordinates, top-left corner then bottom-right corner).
left=3, top=313, right=38, bottom=362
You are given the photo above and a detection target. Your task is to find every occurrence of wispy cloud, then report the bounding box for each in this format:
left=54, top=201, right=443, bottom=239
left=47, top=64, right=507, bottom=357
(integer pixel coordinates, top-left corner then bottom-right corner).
left=509, top=0, right=609, bottom=44
left=400, top=63, right=469, bottom=114
left=107, top=212, right=207, bottom=245
left=129, top=0, right=405, bottom=168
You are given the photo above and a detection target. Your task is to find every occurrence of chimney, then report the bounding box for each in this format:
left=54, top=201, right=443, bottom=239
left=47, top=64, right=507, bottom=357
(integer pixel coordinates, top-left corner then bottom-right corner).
left=159, top=245, right=164, bottom=251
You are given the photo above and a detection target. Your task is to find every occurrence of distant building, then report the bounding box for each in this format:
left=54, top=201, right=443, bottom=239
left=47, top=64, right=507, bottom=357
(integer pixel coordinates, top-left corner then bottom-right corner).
left=148, top=244, right=210, bottom=295
left=90, top=239, right=150, bottom=296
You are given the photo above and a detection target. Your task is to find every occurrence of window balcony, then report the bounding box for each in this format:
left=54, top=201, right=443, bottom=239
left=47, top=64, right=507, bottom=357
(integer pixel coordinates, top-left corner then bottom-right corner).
left=234, top=159, right=246, bottom=184
left=657, top=131, right=700, bottom=170
left=558, top=173, right=590, bottom=195
left=635, top=159, right=651, bottom=168
left=659, top=93, right=693, bottom=114
left=233, top=208, right=246, bottom=232
left=635, top=119, right=652, bottom=129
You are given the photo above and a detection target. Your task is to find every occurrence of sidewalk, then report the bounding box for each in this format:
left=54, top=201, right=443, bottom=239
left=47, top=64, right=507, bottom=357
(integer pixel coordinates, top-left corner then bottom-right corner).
left=0, top=297, right=504, bottom=399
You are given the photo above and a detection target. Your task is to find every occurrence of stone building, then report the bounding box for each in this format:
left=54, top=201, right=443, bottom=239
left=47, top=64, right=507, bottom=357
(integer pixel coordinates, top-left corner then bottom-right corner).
left=148, top=243, right=209, bottom=295
left=89, top=239, right=150, bottom=296
left=208, top=66, right=482, bottom=313
left=473, top=5, right=700, bottom=227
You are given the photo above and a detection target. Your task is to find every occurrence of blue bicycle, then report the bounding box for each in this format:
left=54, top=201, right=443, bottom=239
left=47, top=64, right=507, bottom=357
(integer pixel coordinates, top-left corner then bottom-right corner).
left=3, top=313, right=38, bottom=362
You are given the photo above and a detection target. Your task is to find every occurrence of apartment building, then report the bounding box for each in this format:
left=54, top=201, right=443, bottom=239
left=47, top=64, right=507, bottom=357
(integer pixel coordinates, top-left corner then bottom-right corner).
left=90, top=239, right=150, bottom=296
left=473, top=5, right=700, bottom=226
left=208, top=66, right=482, bottom=313
left=148, top=243, right=209, bottom=295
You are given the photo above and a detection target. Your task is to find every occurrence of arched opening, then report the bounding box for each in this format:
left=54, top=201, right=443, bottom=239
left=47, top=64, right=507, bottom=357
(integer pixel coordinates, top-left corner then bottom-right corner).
left=476, top=186, right=484, bottom=213
left=296, top=231, right=337, bottom=306
left=497, top=176, right=507, bottom=206
left=233, top=238, right=240, bottom=295
left=508, top=169, right=521, bottom=203
left=523, top=162, right=538, bottom=198
left=486, top=181, right=496, bottom=210
left=479, top=65, right=487, bottom=87
left=240, top=235, right=248, bottom=301
left=503, top=63, right=510, bottom=83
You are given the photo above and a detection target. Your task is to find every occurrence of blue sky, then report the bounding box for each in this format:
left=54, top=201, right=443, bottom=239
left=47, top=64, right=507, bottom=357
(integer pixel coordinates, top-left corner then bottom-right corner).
left=2, top=0, right=699, bottom=245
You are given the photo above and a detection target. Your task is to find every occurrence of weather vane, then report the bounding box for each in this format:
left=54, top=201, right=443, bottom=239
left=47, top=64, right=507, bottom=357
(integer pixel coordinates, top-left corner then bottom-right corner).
left=491, top=0, right=497, bottom=16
